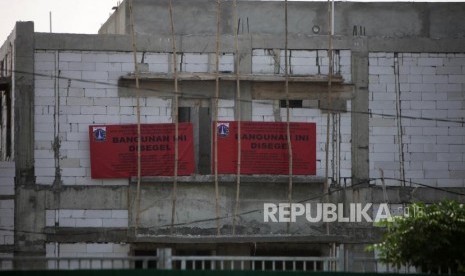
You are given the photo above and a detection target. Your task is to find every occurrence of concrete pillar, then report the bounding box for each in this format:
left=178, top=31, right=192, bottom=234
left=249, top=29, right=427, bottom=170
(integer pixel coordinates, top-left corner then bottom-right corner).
left=14, top=187, right=46, bottom=269
left=350, top=37, right=369, bottom=185
left=346, top=40, right=374, bottom=272
left=13, top=21, right=35, bottom=187
left=12, top=22, right=45, bottom=268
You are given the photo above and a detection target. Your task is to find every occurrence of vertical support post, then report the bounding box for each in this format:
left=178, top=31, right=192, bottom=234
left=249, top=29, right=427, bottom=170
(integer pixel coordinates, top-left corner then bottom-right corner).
left=213, top=0, right=222, bottom=236
left=394, top=53, right=405, bottom=186
left=129, top=0, right=142, bottom=234
left=284, top=0, right=293, bottom=235
left=336, top=244, right=345, bottom=271
left=157, top=248, right=173, bottom=270
left=232, top=0, right=242, bottom=235
left=344, top=244, right=349, bottom=271
left=168, top=0, right=179, bottom=235
left=52, top=50, right=62, bottom=188
left=324, top=0, right=334, bottom=236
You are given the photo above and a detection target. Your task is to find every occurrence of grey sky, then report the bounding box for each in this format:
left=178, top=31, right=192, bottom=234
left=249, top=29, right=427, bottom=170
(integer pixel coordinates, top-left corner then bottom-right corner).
left=0, top=0, right=117, bottom=42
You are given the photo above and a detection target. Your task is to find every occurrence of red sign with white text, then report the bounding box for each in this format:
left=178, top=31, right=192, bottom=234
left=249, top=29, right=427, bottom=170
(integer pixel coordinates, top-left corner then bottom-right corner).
left=89, top=123, right=195, bottom=178
left=213, top=121, right=316, bottom=175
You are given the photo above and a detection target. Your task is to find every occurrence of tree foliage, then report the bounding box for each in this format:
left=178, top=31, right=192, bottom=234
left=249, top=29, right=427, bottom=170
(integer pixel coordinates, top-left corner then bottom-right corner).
left=368, top=200, right=465, bottom=273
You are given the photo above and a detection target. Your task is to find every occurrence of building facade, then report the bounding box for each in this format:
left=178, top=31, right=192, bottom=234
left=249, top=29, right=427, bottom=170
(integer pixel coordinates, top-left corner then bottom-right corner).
left=1, top=0, right=465, bottom=271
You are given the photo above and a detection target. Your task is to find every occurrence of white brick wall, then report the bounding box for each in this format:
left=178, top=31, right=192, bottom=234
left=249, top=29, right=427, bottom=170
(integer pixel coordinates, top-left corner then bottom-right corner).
left=0, top=162, right=14, bottom=195
left=0, top=200, right=14, bottom=245
left=45, top=209, right=128, bottom=228
left=46, top=242, right=130, bottom=269
left=252, top=49, right=352, bottom=82
left=182, top=53, right=209, bottom=72
left=0, top=253, right=13, bottom=270
left=172, top=53, right=234, bottom=73
left=252, top=49, right=277, bottom=74
left=34, top=50, right=173, bottom=185
left=219, top=53, right=234, bottom=72
left=218, top=99, right=235, bottom=120
left=369, top=52, right=465, bottom=187
left=0, top=163, right=14, bottom=246
left=34, top=49, right=355, bottom=185
left=252, top=100, right=352, bottom=181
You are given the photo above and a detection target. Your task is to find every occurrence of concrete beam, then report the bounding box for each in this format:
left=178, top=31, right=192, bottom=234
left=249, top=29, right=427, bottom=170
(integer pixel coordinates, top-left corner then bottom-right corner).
left=130, top=234, right=349, bottom=244
left=34, top=33, right=236, bottom=53
left=0, top=245, right=14, bottom=253
left=35, top=32, right=465, bottom=56
left=43, top=186, right=129, bottom=210
left=368, top=37, right=465, bottom=53
left=45, top=228, right=128, bottom=243
left=14, top=187, right=46, bottom=262
left=133, top=175, right=325, bottom=184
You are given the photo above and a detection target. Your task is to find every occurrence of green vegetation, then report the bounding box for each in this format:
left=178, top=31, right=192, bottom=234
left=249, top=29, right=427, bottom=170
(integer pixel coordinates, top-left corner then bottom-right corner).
left=368, top=200, right=465, bottom=273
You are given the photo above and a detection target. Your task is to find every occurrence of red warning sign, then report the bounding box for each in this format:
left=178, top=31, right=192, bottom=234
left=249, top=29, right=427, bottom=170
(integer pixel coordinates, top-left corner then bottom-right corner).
left=89, top=123, right=195, bottom=178
left=212, top=121, right=316, bottom=175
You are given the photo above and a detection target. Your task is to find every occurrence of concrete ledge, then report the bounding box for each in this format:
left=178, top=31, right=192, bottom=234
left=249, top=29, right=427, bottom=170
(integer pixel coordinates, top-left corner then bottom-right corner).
left=132, top=175, right=325, bottom=184
left=44, top=227, right=129, bottom=243
left=44, top=228, right=347, bottom=244
left=0, top=245, right=14, bottom=253
left=131, top=234, right=349, bottom=244
left=0, top=195, right=14, bottom=201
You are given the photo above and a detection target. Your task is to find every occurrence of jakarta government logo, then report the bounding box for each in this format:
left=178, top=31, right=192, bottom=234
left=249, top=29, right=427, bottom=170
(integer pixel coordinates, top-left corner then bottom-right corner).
left=217, top=122, right=230, bottom=138
left=93, top=127, right=107, bottom=142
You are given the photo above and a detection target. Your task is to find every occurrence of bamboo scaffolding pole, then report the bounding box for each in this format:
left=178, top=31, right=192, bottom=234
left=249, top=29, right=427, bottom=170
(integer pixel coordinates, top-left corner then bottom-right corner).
left=168, top=0, right=179, bottom=235
left=284, top=0, right=293, bottom=234
left=324, top=0, right=334, bottom=236
left=394, top=54, right=406, bottom=187
left=129, top=0, right=142, bottom=233
left=214, top=0, right=222, bottom=236
left=324, top=2, right=338, bottom=259
left=232, top=0, right=241, bottom=235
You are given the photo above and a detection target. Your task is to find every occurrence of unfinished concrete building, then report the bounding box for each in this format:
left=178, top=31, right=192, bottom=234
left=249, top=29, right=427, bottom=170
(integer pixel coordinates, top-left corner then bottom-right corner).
left=1, top=0, right=465, bottom=271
